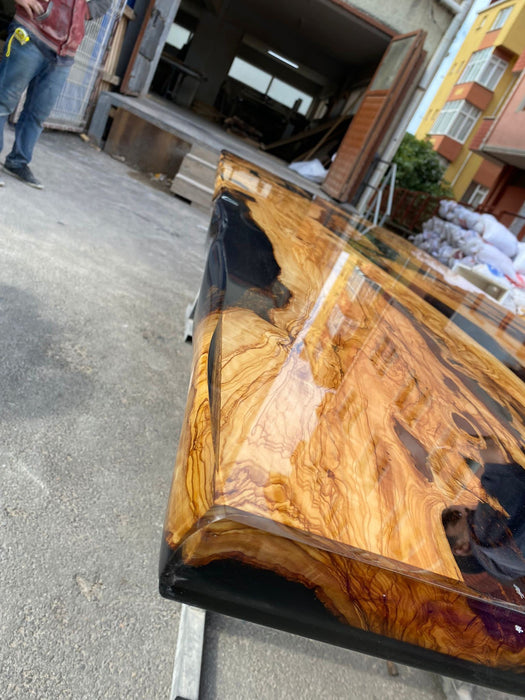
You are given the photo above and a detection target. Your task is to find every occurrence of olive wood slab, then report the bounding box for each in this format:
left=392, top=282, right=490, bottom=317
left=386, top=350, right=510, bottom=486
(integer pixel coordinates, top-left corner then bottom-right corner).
left=160, top=152, right=525, bottom=695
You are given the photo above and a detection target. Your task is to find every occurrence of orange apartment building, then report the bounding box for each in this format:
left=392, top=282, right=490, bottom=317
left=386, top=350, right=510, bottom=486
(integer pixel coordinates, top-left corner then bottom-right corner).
left=470, top=45, right=525, bottom=238
left=416, top=0, right=525, bottom=239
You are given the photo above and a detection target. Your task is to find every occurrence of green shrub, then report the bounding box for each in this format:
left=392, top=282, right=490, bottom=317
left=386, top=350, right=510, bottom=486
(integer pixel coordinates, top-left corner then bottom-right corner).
left=393, top=133, right=453, bottom=198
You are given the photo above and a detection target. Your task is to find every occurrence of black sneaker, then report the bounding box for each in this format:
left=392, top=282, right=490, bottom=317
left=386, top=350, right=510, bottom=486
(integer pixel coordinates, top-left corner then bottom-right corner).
left=3, top=162, right=43, bottom=189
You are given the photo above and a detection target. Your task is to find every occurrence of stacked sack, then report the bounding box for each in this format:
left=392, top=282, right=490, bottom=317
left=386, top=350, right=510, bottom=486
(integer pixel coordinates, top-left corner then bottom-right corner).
left=411, top=201, right=525, bottom=285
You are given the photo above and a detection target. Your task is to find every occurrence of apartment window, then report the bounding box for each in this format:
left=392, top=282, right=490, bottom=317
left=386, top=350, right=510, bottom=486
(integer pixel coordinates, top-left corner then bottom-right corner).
left=491, top=6, right=513, bottom=30
left=460, top=49, right=490, bottom=83
left=459, top=48, right=507, bottom=90
left=430, top=100, right=481, bottom=143
left=462, top=183, right=489, bottom=209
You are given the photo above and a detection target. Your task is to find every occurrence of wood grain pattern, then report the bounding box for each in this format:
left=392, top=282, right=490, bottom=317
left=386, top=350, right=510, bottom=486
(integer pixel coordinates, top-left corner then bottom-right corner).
left=161, top=152, right=525, bottom=686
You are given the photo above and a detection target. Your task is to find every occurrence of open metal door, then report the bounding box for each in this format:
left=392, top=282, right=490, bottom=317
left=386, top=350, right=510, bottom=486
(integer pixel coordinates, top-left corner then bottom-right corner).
left=322, top=30, right=426, bottom=203
left=121, top=0, right=181, bottom=95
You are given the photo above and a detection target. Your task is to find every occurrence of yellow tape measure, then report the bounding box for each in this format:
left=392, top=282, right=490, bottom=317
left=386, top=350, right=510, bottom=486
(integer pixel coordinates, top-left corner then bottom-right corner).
left=6, top=28, right=30, bottom=58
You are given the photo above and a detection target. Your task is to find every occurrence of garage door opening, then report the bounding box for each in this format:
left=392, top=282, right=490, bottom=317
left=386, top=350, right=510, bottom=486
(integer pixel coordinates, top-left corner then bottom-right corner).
left=139, top=0, right=394, bottom=169
left=121, top=0, right=425, bottom=202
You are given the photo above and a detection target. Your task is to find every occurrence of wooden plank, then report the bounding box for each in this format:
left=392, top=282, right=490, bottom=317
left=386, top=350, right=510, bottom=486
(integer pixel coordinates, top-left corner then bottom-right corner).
left=293, top=114, right=349, bottom=163
left=261, top=118, right=344, bottom=152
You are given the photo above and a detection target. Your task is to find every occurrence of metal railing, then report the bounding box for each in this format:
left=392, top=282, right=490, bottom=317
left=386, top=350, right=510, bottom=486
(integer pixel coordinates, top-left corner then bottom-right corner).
left=361, top=161, right=397, bottom=226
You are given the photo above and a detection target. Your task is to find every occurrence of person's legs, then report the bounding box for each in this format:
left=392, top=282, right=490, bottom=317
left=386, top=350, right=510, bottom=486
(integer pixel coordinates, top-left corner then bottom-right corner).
left=0, top=26, right=45, bottom=158
left=6, top=58, right=71, bottom=170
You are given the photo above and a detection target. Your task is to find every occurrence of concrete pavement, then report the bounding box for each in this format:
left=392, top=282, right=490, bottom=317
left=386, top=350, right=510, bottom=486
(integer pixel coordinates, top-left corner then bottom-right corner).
left=0, top=126, right=520, bottom=700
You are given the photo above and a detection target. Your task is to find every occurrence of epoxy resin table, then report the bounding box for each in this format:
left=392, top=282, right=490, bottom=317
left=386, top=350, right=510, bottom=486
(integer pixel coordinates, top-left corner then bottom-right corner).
left=160, top=152, right=525, bottom=694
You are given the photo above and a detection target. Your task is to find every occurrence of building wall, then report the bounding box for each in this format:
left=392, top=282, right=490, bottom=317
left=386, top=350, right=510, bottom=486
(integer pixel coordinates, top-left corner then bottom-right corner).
left=483, top=70, right=525, bottom=153
left=485, top=167, right=525, bottom=237
left=495, top=0, right=525, bottom=54
left=344, top=0, right=456, bottom=57
left=416, top=0, right=525, bottom=200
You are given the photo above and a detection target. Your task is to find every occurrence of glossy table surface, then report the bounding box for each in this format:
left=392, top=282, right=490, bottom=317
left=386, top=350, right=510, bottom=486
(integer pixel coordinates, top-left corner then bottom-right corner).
left=160, top=152, right=525, bottom=694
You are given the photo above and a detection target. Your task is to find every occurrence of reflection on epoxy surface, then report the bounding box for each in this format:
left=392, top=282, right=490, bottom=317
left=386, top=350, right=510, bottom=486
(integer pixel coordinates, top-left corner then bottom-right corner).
left=199, top=192, right=292, bottom=322
left=202, top=201, right=524, bottom=582
left=443, top=456, right=525, bottom=583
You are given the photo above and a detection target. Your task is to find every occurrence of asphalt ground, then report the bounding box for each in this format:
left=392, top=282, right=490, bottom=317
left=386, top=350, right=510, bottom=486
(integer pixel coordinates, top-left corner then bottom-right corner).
left=0, top=126, right=520, bottom=700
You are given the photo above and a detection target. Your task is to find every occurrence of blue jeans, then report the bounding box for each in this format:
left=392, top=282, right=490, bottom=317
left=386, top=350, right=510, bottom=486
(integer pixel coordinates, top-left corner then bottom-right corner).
left=0, top=25, right=72, bottom=167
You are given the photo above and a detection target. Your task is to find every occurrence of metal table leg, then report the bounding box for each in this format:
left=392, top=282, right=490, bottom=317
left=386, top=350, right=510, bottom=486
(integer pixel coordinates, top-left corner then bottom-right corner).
left=184, top=292, right=199, bottom=342
left=170, top=605, right=207, bottom=700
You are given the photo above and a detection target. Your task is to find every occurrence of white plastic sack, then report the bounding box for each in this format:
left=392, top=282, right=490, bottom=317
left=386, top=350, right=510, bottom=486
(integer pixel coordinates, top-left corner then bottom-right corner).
left=476, top=242, right=518, bottom=281
left=423, top=216, right=445, bottom=236
left=437, top=244, right=462, bottom=267
left=479, top=214, right=518, bottom=258
left=461, top=234, right=483, bottom=256
left=438, top=201, right=449, bottom=219
left=452, top=205, right=482, bottom=231
left=513, top=243, right=525, bottom=274
left=439, top=200, right=457, bottom=221
left=288, top=159, right=327, bottom=183
left=444, top=222, right=464, bottom=245
left=472, top=219, right=485, bottom=234
left=425, top=239, right=442, bottom=254
left=413, top=230, right=441, bottom=254
left=458, top=255, right=477, bottom=268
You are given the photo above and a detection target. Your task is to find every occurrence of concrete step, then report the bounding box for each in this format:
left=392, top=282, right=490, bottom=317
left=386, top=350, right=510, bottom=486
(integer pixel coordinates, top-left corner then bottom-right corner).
left=171, top=173, right=215, bottom=211
left=170, top=144, right=220, bottom=211
left=190, top=143, right=220, bottom=165
left=177, top=154, right=217, bottom=189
